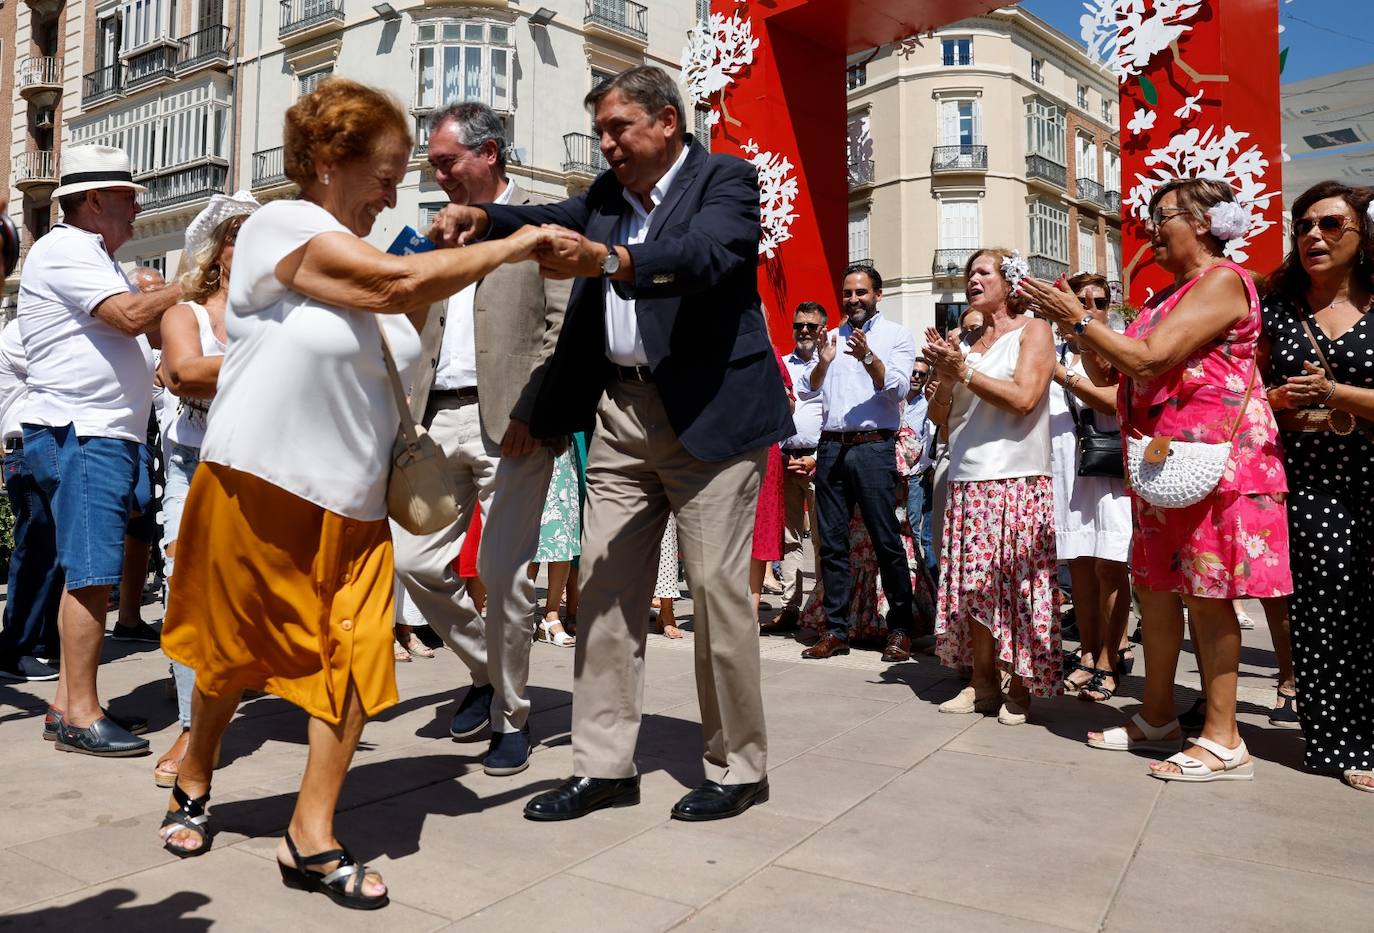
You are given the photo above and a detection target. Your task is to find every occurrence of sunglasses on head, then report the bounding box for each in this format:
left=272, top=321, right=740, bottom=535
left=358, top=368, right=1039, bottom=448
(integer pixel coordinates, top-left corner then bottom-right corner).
left=1294, top=215, right=1356, bottom=239
left=793, top=322, right=822, bottom=332
left=1079, top=296, right=1110, bottom=310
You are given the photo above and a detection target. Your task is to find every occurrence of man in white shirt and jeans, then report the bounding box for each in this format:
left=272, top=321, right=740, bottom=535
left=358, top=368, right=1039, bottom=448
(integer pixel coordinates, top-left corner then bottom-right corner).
left=764, top=301, right=826, bottom=634
left=800, top=263, right=918, bottom=663
left=18, top=146, right=182, bottom=756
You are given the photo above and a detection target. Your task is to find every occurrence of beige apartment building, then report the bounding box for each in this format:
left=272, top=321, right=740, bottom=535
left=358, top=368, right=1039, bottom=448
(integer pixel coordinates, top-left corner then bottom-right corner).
left=845, top=7, right=1122, bottom=334
left=3, top=0, right=700, bottom=314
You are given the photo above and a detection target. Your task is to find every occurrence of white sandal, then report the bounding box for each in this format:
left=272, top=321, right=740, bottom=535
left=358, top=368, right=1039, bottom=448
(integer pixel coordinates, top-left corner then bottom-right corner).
left=1343, top=770, right=1374, bottom=793
left=1087, top=713, right=1183, bottom=753
left=537, top=618, right=575, bottom=648
left=1151, top=736, right=1253, bottom=782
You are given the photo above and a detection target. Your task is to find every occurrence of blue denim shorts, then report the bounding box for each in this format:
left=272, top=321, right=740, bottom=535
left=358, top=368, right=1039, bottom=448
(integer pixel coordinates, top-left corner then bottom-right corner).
left=22, top=424, right=139, bottom=591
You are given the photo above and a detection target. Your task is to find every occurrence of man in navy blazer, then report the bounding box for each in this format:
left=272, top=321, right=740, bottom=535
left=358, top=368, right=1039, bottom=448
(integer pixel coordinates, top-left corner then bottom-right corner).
left=434, top=65, right=791, bottom=823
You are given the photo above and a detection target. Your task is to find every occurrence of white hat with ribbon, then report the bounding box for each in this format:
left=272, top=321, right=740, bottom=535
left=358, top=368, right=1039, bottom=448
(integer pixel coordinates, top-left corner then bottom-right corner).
left=184, top=190, right=261, bottom=260
left=52, top=145, right=147, bottom=199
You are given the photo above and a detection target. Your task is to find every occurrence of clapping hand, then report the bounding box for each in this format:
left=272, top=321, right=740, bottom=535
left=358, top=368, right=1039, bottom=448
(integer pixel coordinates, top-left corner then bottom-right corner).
left=845, top=328, right=871, bottom=362
left=922, top=327, right=964, bottom=380
left=1018, top=275, right=1082, bottom=326
left=818, top=331, right=839, bottom=365
left=1283, top=360, right=1335, bottom=407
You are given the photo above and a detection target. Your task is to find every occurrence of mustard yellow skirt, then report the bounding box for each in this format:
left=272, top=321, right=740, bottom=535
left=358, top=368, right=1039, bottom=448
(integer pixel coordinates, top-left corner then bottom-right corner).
left=162, top=462, right=398, bottom=725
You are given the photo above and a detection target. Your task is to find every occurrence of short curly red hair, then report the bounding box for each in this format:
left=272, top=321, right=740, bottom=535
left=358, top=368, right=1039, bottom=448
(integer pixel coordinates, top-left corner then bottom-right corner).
left=283, top=77, right=412, bottom=189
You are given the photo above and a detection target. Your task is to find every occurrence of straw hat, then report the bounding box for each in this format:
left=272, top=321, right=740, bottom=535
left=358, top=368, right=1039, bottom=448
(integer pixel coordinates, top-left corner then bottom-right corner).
left=51, top=145, right=147, bottom=199
left=184, top=190, right=260, bottom=260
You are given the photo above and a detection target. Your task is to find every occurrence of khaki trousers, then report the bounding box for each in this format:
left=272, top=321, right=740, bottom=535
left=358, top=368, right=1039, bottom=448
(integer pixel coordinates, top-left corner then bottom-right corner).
left=572, top=379, right=767, bottom=783
left=392, top=397, right=553, bottom=733
left=778, top=468, right=818, bottom=611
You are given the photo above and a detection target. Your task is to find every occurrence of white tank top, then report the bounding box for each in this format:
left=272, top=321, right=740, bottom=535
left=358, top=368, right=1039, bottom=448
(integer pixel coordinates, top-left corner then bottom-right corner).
left=946, top=324, right=1051, bottom=482
left=165, top=301, right=227, bottom=449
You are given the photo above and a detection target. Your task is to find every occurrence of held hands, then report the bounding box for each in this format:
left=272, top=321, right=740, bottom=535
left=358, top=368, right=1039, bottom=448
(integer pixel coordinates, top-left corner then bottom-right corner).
left=784, top=455, right=816, bottom=476
left=500, top=417, right=539, bottom=457
left=534, top=225, right=608, bottom=280
left=507, top=225, right=561, bottom=263
left=429, top=204, right=490, bottom=247
left=1282, top=360, right=1336, bottom=407
left=1018, top=276, right=1082, bottom=326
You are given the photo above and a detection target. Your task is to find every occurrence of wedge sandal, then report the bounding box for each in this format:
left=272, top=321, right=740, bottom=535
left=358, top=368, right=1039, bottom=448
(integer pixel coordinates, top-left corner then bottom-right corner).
left=277, top=832, right=389, bottom=910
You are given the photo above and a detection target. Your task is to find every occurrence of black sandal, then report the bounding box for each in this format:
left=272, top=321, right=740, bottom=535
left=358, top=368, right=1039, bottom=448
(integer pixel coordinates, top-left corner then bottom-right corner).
left=1077, top=670, right=1116, bottom=702
left=1115, top=646, right=1136, bottom=677
left=1269, top=691, right=1301, bottom=730
left=159, top=781, right=212, bottom=858
left=1062, top=662, right=1096, bottom=693
left=278, top=831, right=389, bottom=910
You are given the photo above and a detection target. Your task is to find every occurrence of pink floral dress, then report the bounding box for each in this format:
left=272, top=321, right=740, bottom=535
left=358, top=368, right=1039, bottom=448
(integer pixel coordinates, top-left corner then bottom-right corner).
left=1119, top=261, right=1292, bottom=599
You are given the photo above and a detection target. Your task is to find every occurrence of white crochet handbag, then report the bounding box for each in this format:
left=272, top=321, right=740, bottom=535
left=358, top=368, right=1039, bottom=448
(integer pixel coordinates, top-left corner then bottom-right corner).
left=1125, top=363, right=1256, bottom=509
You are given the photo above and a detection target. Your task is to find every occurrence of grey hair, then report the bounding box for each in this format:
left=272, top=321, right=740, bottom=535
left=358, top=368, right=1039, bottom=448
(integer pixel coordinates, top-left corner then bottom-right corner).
left=584, top=66, right=686, bottom=140
left=427, top=101, right=507, bottom=169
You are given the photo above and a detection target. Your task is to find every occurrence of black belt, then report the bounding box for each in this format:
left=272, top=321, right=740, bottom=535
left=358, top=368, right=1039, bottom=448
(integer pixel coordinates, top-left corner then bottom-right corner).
left=431, top=386, right=479, bottom=402
left=613, top=364, right=655, bottom=384
left=3, top=438, right=21, bottom=452
left=820, top=429, right=893, bottom=445
left=782, top=446, right=817, bottom=458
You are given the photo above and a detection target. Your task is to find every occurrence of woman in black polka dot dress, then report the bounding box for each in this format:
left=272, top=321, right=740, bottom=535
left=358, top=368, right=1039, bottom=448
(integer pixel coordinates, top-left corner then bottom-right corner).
left=1262, top=181, right=1374, bottom=793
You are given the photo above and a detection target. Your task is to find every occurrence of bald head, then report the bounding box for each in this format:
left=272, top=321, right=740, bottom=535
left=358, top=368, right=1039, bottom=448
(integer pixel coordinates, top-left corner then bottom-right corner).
left=130, top=266, right=165, bottom=293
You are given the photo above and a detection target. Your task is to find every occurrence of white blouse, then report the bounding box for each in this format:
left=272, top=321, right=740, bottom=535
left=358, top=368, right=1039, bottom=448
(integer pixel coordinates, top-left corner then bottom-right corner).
left=946, top=325, right=1051, bottom=483
left=200, top=199, right=421, bottom=521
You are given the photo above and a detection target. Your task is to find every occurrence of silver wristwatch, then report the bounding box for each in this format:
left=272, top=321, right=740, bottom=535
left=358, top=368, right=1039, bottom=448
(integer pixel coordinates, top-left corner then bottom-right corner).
left=862, top=351, right=875, bottom=365
left=600, top=248, right=621, bottom=276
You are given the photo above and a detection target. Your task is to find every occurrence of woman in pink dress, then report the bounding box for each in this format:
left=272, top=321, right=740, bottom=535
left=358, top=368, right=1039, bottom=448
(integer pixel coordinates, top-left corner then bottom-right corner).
left=750, top=352, right=792, bottom=618
left=1025, top=177, right=1293, bottom=783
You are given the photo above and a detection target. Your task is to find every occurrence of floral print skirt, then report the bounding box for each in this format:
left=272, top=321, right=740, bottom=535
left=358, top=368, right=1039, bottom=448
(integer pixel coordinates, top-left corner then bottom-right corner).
left=936, top=476, right=1062, bottom=697
left=1130, top=490, right=1292, bottom=598
left=533, top=448, right=581, bottom=563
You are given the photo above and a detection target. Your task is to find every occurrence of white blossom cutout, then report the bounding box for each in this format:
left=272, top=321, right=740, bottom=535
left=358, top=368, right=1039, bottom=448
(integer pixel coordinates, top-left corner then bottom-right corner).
left=1127, top=108, right=1157, bottom=133
left=1080, top=0, right=1206, bottom=82
left=1173, top=90, right=1204, bottom=120
left=1123, top=124, right=1276, bottom=263
left=741, top=139, right=799, bottom=259
left=681, top=12, right=759, bottom=128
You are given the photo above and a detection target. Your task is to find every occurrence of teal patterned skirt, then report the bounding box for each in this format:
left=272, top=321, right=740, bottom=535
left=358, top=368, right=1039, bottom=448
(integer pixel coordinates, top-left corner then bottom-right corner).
left=533, top=445, right=582, bottom=562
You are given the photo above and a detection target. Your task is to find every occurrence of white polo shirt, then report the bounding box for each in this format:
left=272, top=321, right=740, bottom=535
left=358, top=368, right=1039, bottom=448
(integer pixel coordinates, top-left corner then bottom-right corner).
left=0, top=321, right=29, bottom=442
left=17, top=223, right=150, bottom=442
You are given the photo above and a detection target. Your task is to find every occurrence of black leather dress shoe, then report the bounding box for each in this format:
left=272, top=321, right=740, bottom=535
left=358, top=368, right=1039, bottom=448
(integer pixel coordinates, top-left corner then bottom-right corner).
left=670, top=778, right=770, bottom=822
left=524, top=775, right=640, bottom=821
left=54, top=717, right=151, bottom=757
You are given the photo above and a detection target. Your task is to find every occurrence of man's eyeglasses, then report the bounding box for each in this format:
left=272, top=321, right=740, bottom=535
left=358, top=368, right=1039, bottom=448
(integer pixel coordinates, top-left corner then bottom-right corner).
left=911, top=370, right=930, bottom=381
left=793, top=322, right=822, bottom=333
left=1079, top=296, right=1110, bottom=310
left=1294, top=215, right=1356, bottom=239
left=1148, top=206, right=1191, bottom=227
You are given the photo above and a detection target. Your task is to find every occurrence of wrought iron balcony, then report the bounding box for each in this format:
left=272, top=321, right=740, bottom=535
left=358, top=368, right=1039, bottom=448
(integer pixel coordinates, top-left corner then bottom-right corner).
left=1028, top=254, right=1069, bottom=282
left=1105, top=189, right=1121, bottom=214
left=1076, top=176, right=1109, bottom=210
left=562, top=133, right=609, bottom=178
left=280, top=0, right=345, bottom=42
left=585, top=0, right=648, bottom=44
left=178, top=24, right=231, bottom=72
left=848, top=159, right=875, bottom=188
left=83, top=64, right=123, bottom=105
left=252, top=147, right=288, bottom=188
left=18, top=57, right=62, bottom=101
left=931, top=144, right=988, bottom=172
left=933, top=248, right=975, bottom=277
left=14, top=150, right=58, bottom=193
left=124, top=44, right=178, bottom=90
left=138, top=161, right=229, bottom=212
left=1026, top=154, right=1067, bottom=188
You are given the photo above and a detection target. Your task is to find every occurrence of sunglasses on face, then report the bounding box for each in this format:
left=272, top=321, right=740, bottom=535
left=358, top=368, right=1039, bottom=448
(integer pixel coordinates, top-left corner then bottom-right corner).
left=793, top=322, right=822, bottom=333
left=1294, top=215, right=1356, bottom=239
left=1148, top=206, right=1190, bottom=227
left=911, top=370, right=929, bottom=380
left=1079, top=296, right=1110, bottom=310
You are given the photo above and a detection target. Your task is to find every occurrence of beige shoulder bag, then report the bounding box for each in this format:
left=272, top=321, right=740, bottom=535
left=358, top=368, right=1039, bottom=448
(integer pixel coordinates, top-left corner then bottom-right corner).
left=376, top=322, right=459, bottom=535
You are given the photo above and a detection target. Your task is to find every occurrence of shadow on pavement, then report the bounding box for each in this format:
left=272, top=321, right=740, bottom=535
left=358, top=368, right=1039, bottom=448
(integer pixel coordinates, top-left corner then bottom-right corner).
left=0, top=889, right=211, bottom=932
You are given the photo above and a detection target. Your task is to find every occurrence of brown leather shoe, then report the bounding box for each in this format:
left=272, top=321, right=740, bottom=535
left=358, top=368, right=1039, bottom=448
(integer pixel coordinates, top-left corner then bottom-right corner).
left=881, top=631, right=912, bottom=662
left=801, top=633, right=850, bottom=659
left=760, top=608, right=800, bottom=634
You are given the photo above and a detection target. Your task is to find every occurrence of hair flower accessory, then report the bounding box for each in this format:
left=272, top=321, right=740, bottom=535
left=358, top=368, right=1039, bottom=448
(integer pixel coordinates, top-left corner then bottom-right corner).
left=1207, top=201, right=1249, bottom=242
left=1001, top=250, right=1030, bottom=291
left=1366, top=201, right=1374, bottom=228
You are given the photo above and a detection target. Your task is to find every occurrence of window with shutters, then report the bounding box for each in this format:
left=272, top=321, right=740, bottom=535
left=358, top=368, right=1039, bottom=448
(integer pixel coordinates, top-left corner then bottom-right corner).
left=939, top=99, right=981, bottom=147
left=941, top=38, right=972, bottom=66
left=938, top=199, right=980, bottom=250
left=419, top=202, right=447, bottom=230
left=415, top=19, right=514, bottom=116
left=848, top=210, right=871, bottom=263
left=1031, top=57, right=1045, bottom=84
left=1106, top=233, right=1122, bottom=282
left=1029, top=200, right=1069, bottom=262
left=1104, top=147, right=1121, bottom=192
left=1077, top=224, right=1098, bottom=274
left=71, top=82, right=231, bottom=175
left=119, top=0, right=174, bottom=52
left=1077, top=84, right=1088, bottom=109
left=1077, top=133, right=1097, bottom=181
left=299, top=66, right=333, bottom=98
left=1025, top=97, right=1065, bottom=164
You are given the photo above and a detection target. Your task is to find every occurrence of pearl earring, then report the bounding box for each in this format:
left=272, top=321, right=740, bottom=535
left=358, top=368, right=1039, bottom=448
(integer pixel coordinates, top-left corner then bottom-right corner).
left=323, top=173, right=330, bottom=185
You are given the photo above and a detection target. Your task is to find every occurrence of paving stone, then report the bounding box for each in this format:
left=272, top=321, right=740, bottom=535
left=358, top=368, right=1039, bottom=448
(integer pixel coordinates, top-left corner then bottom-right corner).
left=0, top=849, right=85, bottom=915
left=440, top=874, right=691, bottom=932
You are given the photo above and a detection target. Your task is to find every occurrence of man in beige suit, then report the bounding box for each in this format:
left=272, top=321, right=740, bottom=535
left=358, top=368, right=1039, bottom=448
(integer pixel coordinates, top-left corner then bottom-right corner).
left=394, top=102, right=569, bottom=777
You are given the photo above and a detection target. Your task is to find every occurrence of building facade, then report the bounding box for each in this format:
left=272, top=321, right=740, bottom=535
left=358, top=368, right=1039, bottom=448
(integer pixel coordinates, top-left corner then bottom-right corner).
left=845, top=7, right=1122, bottom=335
left=4, top=0, right=698, bottom=313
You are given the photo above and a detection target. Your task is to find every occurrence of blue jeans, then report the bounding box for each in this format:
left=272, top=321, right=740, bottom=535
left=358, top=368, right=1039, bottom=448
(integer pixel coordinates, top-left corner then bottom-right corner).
left=907, top=471, right=937, bottom=580
left=0, top=448, right=63, bottom=663
left=815, top=437, right=913, bottom=639
left=22, top=424, right=138, bottom=591
left=161, top=442, right=202, bottom=729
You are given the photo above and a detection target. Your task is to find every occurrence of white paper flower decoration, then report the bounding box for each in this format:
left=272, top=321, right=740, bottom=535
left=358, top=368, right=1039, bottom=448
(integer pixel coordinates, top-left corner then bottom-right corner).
left=1173, top=90, right=1204, bottom=121
left=1208, top=201, right=1249, bottom=241
left=1080, top=0, right=1205, bottom=82
left=739, top=139, right=799, bottom=259
left=1001, top=250, right=1030, bottom=290
left=1366, top=201, right=1374, bottom=228
left=681, top=12, right=758, bottom=128
left=1127, top=108, right=1157, bottom=134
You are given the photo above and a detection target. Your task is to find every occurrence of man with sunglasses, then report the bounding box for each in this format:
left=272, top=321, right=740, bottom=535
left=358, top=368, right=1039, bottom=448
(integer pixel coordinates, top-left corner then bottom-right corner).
left=764, top=301, right=828, bottom=633
left=800, top=263, right=918, bottom=662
